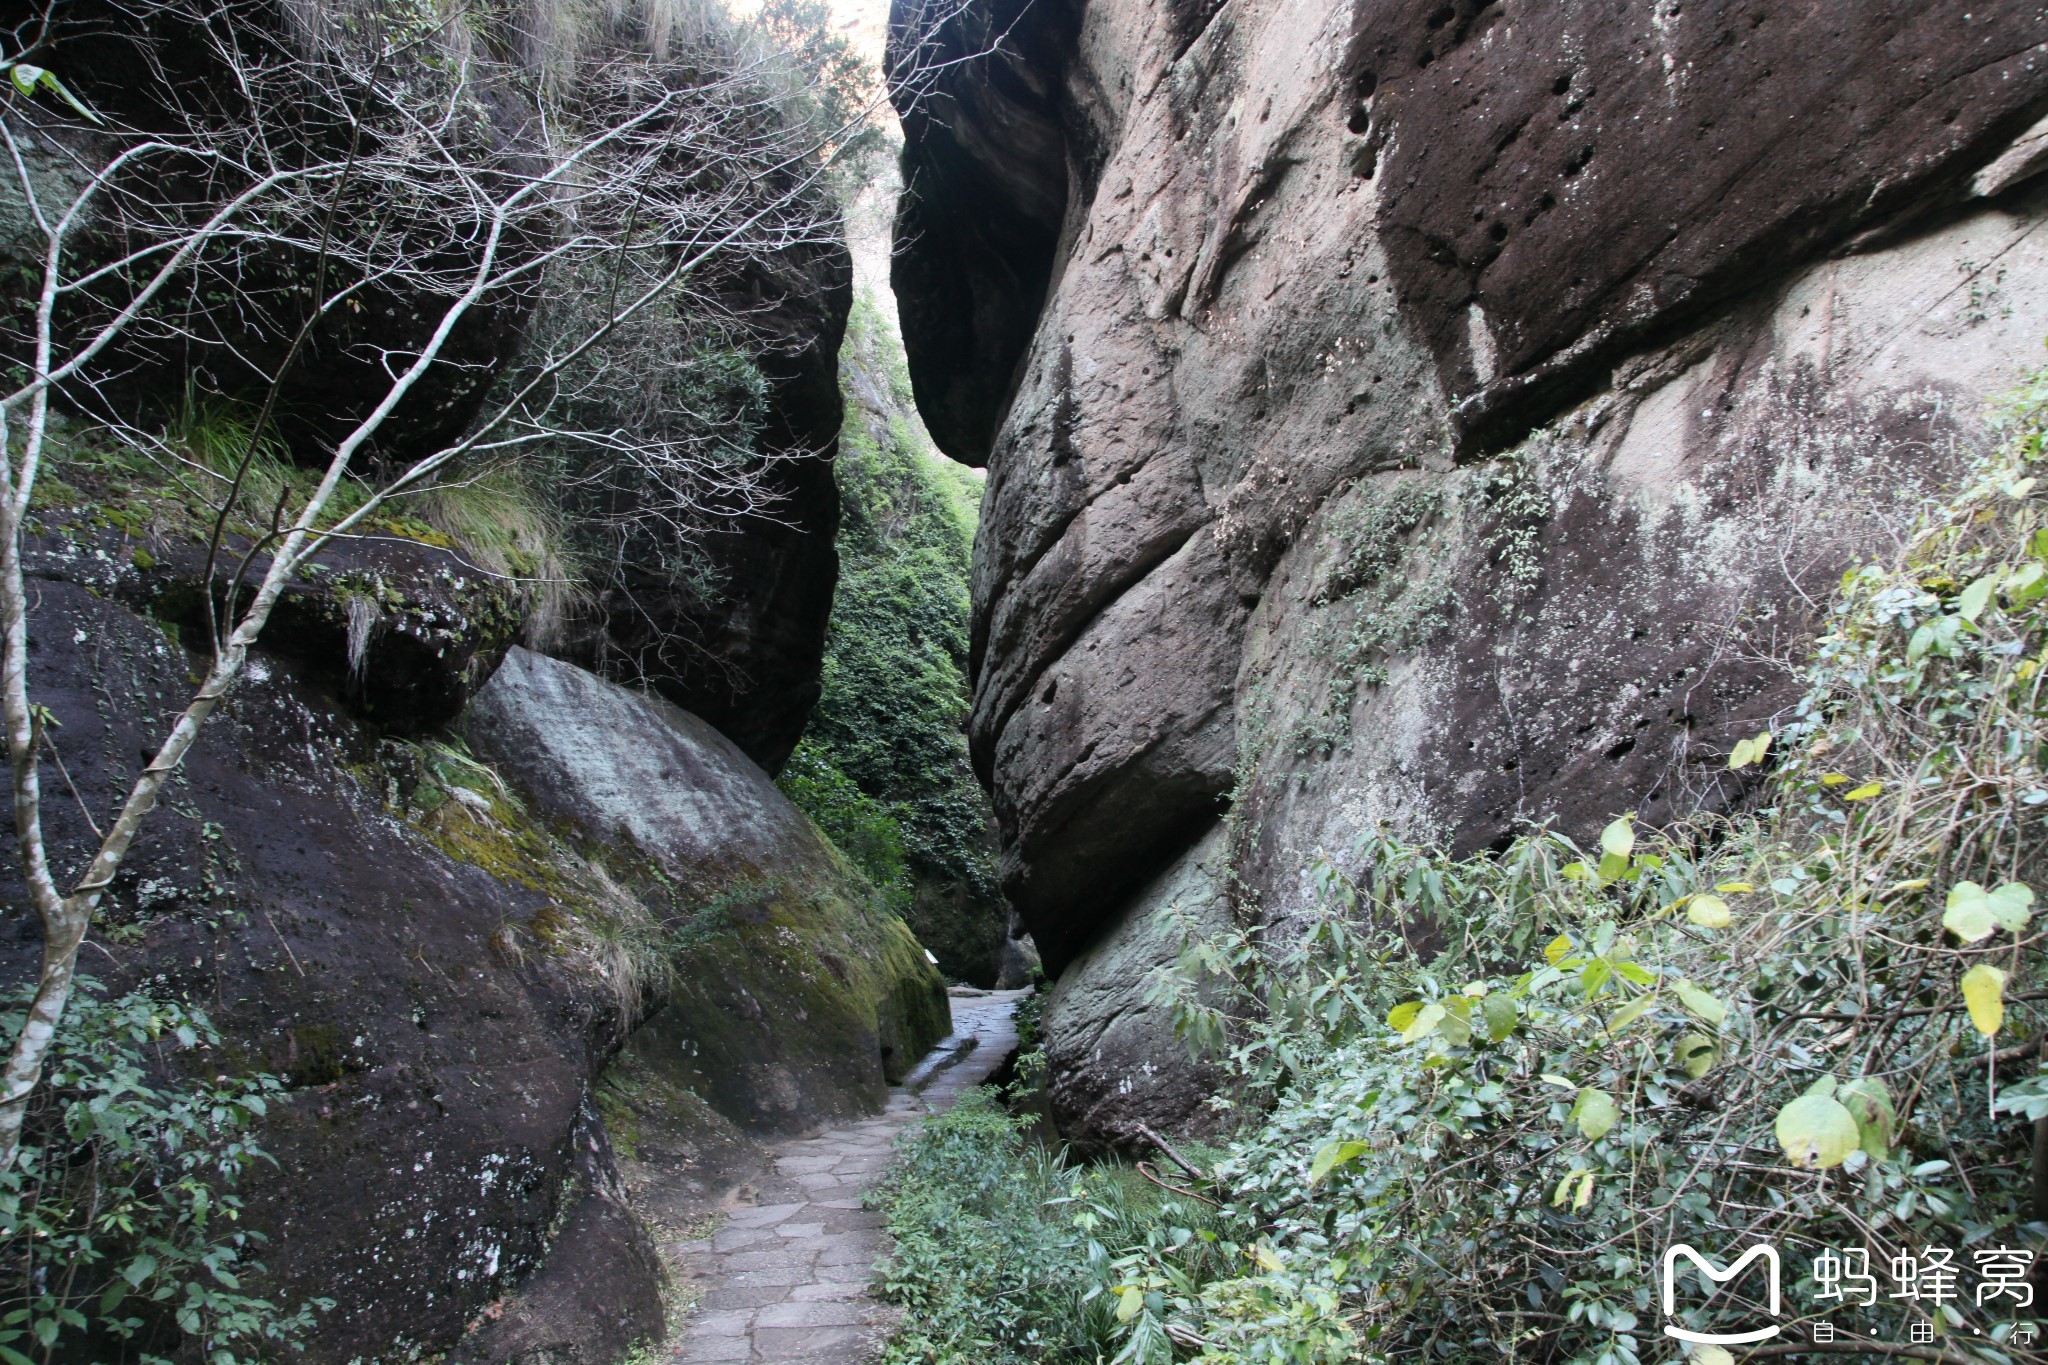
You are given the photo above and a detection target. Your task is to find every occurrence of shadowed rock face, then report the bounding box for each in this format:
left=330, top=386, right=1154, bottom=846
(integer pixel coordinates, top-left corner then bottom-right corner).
left=1352, top=1, right=2048, bottom=451
left=1040, top=825, right=1231, bottom=1151
left=583, top=241, right=855, bottom=773
left=887, top=0, right=1084, bottom=463
left=888, top=0, right=2048, bottom=1009
left=0, top=0, right=851, bottom=772
left=2, top=532, right=944, bottom=1361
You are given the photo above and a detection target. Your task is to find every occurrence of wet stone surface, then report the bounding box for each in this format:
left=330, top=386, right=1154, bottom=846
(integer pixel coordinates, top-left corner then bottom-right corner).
left=667, top=989, right=1028, bottom=1363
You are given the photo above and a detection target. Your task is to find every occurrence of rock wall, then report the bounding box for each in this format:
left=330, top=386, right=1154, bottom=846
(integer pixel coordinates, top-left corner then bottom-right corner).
left=1039, top=825, right=1229, bottom=1151
left=889, top=0, right=2048, bottom=1139
left=0, top=0, right=851, bottom=773
left=2, top=513, right=945, bottom=1361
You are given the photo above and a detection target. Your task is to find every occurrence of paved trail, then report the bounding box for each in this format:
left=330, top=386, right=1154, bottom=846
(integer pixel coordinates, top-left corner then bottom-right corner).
left=668, top=988, right=1029, bottom=1364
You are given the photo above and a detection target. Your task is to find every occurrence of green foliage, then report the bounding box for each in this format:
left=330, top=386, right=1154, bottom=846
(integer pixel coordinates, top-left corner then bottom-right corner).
left=0, top=982, right=326, bottom=1365
left=872, top=1091, right=1224, bottom=1365
left=779, top=295, right=1003, bottom=981
left=779, top=739, right=910, bottom=891
left=1108, top=380, right=2048, bottom=1364
left=744, top=0, right=888, bottom=179
left=878, top=381, right=2048, bottom=1363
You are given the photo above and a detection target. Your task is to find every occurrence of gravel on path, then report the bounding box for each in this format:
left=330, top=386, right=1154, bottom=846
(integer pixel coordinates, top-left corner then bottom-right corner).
left=666, top=988, right=1030, bottom=1364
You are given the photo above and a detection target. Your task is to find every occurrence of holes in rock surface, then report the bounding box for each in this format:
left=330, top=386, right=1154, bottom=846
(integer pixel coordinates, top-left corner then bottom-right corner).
left=1551, top=72, right=1572, bottom=96
left=1041, top=679, right=1057, bottom=704
left=1488, top=221, right=1508, bottom=243
left=1426, top=5, right=1454, bottom=28
left=1604, top=737, right=1637, bottom=761
left=1563, top=142, right=1595, bottom=178
left=1348, top=100, right=1372, bottom=135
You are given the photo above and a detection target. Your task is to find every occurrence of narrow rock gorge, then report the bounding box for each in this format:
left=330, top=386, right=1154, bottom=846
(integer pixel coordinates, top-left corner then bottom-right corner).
left=888, top=0, right=2048, bottom=1149
left=0, top=0, right=969, bottom=1359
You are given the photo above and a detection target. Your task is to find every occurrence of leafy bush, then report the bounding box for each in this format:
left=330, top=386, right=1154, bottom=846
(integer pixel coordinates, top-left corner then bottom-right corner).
left=872, top=1090, right=1223, bottom=1364
left=0, top=983, right=325, bottom=1364
left=1110, top=379, right=2048, bottom=1364
left=880, top=382, right=2048, bottom=1362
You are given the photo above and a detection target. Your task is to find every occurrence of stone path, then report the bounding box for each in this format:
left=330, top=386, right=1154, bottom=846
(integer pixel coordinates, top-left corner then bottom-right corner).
left=668, top=988, right=1030, bottom=1363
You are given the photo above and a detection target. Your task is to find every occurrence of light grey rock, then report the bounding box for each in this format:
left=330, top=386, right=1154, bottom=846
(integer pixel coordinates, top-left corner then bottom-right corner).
left=466, top=647, right=951, bottom=1131
left=468, top=647, right=832, bottom=884
left=1041, top=825, right=1232, bottom=1153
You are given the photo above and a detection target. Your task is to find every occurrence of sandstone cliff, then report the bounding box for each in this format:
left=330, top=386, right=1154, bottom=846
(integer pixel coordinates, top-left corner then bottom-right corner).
left=3, top=504, right=946, bottom=1360
left=889, top=0, right=2048, bottom=1147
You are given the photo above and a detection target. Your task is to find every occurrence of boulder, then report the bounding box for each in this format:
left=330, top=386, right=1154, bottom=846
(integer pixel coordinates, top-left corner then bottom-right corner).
left=0, top=602, right=941, bottom=1362
left=1, top=570, right=638, bottom=1364
left=1040, top=825, right=1231, bottom=1153
left=466, top=647, right=952, bottom=1124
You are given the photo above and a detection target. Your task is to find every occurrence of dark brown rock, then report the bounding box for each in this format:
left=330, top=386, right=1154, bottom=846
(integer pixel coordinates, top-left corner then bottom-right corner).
left=0, top=571, right=941, bottom=1362
left=1351, top=0, right=2048, bottom=452
left=888, top=0, right=1085, bottom=462
left=581, top=234, right=854, bottom=774
left=889, top=0, right=2048, bottom=1142
left=2, top=570, right=622, bottom=1363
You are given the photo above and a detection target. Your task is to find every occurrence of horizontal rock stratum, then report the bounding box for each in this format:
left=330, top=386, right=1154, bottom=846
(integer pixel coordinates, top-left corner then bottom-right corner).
left=888, top=0, right=2048, bottom=1147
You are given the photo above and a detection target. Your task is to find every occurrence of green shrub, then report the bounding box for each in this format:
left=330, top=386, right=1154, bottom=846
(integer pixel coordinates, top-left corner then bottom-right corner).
left=1107, top=378, right=2048, bottom=1364
left=0, top=982, right=326, bottom=1364
left=879, top=379, right=2048, bottom=1363
left=871, top=1091, right=1224, bottom=1365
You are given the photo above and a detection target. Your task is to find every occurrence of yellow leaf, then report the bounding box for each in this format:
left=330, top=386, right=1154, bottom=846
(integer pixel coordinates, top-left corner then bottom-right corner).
left=1673, top=1032, right=1718, bottom=1079
left=1686, top=895, right=1731, bottom=929
left=1253, top=1243, right=1284, bottom=1273
left=1117, top=1285, right=1144, bottom=1322
left=1843, top=782, right=1883, bottom=801
left=1399, top=1002, right=1447, bottom=1043
left=1544, top=934, right=1573, bottom=965
left=1673, top=980, right=1729, bottom=1026
left=1775, top=1094, right=1860, bottom=1169
left=1572, top=1169, right=1595, bottom=1211
left=1713, top=881, right=1754, bottom=894
left=1599, top=817, right=1634, bottom=859
left=1819, top=773, right=1853, bottom=787
left=1962, top=964, right=2008, bottom=1037
left=1386, top=1001, right=1422, bottom=1032
left=1728, top=733, right=1772, bottom=769
left=1570, top=1087, right=1620, bottom=1140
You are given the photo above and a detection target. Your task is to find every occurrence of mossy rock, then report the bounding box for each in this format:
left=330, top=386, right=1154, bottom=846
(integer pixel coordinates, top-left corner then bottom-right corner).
left=460, top=648, right=951, bottom=1132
